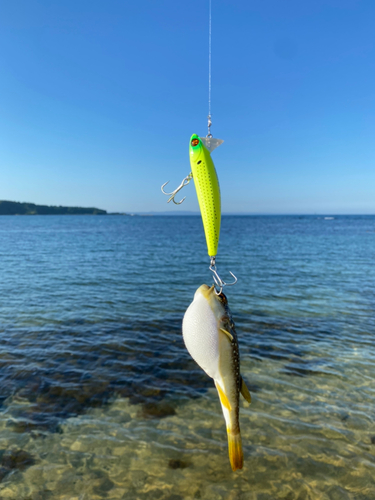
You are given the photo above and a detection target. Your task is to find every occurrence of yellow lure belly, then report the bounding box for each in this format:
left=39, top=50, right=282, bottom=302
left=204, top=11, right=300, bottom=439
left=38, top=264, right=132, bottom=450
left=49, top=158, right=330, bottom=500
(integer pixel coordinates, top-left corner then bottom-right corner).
left=189, top=134, right=221, bottom=258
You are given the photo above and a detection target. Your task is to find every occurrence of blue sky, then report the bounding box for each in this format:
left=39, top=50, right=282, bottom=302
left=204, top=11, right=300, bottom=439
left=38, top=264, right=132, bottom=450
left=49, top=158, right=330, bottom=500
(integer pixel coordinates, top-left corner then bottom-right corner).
left=1, top=0, right=374, bottom=214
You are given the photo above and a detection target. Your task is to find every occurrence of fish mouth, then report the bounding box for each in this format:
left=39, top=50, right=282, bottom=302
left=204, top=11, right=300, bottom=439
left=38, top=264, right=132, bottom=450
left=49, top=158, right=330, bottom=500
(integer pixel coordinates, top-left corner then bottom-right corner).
left=195, top=284, right=211, bottom=298
left=195, top=284, right=227, bottom=304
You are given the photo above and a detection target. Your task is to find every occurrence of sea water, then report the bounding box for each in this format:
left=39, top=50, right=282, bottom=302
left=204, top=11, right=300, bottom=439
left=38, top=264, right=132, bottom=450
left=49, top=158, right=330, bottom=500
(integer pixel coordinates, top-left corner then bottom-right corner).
left=0, top=215, right=374, bottom=500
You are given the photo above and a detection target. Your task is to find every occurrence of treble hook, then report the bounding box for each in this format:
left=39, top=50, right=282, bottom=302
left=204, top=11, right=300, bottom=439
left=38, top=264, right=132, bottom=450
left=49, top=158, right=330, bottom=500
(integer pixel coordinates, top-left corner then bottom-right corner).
left=161, top=173, right=193, bottom=205
left=209, top=257, right=238, bottom=295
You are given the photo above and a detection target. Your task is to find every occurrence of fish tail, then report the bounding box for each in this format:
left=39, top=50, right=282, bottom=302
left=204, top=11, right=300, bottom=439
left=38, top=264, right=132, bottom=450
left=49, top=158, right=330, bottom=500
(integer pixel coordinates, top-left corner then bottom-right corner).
left=227, top=429, right=243, bottom=471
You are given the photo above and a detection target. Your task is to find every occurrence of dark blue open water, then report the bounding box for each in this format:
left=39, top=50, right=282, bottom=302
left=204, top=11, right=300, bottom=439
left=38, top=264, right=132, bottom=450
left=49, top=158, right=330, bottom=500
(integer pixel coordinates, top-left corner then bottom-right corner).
left=0, top=215, right=374, bottom=499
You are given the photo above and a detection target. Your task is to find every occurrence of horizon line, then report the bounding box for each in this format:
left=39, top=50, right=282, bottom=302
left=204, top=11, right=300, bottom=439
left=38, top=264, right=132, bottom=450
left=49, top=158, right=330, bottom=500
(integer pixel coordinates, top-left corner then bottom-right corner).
left=129, top=211, right=375, bottom=216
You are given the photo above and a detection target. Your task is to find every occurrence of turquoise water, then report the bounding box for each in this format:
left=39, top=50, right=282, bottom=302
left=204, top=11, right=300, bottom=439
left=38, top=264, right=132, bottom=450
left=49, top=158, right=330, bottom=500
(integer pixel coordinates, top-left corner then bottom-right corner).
left=0, top=215, right=374, bottom=499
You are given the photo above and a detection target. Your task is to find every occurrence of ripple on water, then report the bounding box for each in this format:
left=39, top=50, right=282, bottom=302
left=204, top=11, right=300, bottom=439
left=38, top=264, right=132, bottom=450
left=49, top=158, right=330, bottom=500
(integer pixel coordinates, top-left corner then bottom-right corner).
left=0, top=313, right=374, bottom=499
left=1, top=215, right=375, bottom=499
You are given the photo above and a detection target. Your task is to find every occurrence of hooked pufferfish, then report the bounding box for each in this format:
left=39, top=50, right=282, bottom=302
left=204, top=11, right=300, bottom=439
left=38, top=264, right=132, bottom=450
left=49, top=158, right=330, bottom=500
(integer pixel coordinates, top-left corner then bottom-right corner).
left=182, top=284, right=251, bottom=471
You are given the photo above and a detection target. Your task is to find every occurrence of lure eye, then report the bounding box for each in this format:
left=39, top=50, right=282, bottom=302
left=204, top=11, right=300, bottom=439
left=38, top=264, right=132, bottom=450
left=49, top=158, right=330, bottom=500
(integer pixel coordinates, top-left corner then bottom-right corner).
left=191, top=138, right=200, bottom=147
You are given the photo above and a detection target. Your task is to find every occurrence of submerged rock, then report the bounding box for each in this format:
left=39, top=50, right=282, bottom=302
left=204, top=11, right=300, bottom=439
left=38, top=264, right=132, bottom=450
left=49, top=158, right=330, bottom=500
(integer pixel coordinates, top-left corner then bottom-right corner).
left=1, top=449, right=35, bottom=471
left=1, top=318, right=210, bottom=433
left=283, top=359, right=327, bottom=377
left=325, top=485, right=351, bottom=500
left=129, top=469, right=148, bottom=488
left=168, top=459, right=190, bottom=469
left=0, top=448, right=35, bottom=483
left=93, top=476, right=114, bottom=495
left=141, top=401, right=176, bottom=419
left=0, top=466, right=8, bottom=481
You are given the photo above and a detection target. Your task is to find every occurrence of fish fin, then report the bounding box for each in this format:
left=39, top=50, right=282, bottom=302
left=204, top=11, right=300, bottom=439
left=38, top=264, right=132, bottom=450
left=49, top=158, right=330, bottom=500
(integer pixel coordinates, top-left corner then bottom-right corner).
left=227, top=431, right=243, bottom=471
left=220, top=328, right=233, bottom=342
left=214, top=381, right=232, bottom=411
left=240, top=377, right=251, bottom=403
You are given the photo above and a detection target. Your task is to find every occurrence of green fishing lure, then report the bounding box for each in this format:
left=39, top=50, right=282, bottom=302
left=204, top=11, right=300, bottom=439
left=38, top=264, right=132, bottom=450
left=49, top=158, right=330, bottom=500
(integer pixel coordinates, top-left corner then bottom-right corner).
left=161, top=134, right=223, bottom=258
left=161, top=134, right=236, bottom=292
left=189, top=134, right=222, bottom=258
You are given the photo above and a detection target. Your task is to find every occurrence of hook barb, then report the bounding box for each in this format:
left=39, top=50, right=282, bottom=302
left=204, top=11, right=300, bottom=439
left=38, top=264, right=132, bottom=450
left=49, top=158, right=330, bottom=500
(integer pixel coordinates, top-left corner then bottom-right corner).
left=161, top=173, right=193, bottom=205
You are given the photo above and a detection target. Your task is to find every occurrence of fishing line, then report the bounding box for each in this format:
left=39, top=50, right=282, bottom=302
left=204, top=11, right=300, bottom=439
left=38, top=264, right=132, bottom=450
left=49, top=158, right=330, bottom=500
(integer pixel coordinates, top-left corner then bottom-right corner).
left=207, top=0, right=212, bottom=137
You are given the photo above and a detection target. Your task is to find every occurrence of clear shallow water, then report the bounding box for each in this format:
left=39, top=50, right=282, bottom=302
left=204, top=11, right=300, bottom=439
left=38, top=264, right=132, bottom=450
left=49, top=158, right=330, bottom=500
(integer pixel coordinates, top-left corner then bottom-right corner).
left=0, top=215, right=374, bottom=500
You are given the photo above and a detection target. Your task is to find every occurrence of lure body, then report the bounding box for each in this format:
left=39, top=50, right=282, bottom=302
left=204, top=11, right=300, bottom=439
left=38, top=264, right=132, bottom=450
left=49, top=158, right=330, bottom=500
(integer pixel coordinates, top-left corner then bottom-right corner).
left=189, top=134, right=221, bottom=257
left=182, top=284, right=251, bottom=471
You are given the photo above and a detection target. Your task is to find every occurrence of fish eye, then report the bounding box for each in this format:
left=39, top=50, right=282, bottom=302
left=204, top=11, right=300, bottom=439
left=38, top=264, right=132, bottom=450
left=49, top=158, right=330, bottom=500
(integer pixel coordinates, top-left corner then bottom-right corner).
left=191, top=138, right=200, bottom=147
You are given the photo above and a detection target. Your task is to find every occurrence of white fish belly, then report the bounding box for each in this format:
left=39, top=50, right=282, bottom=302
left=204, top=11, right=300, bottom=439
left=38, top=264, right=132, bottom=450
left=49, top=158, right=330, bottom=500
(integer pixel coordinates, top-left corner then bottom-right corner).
left=182, top=294, right=221, bottom=381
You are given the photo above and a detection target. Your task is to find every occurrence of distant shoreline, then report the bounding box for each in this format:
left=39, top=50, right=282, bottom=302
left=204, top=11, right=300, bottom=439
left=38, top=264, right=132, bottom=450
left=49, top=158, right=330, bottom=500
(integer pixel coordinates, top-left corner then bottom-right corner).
left=0, top=200, right=108, bottom=216
left=1, top=201, right=373, bottom=217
